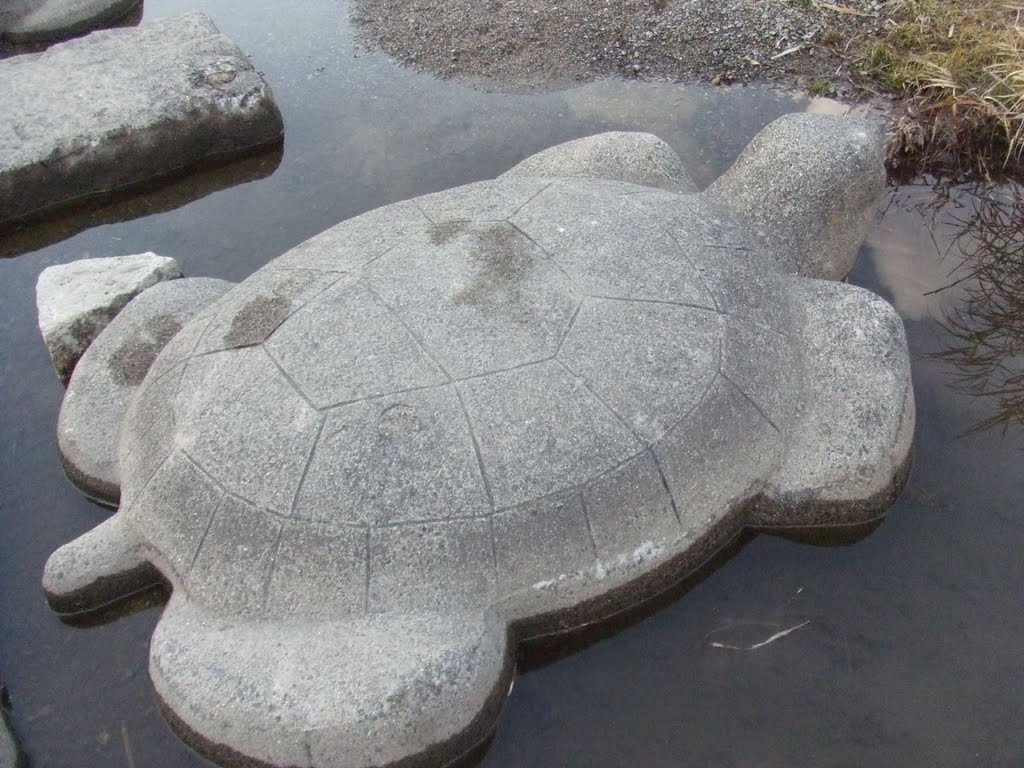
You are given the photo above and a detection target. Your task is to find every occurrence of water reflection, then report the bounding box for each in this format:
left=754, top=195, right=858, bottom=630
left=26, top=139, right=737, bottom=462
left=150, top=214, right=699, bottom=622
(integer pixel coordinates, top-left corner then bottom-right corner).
left=871, top=181, right=1024, bottom=434
left=930, top=183, right=1024, bottom=433
left=0, top=147, right=282, bottom=259
left=0, top=1, right=144, bottom=59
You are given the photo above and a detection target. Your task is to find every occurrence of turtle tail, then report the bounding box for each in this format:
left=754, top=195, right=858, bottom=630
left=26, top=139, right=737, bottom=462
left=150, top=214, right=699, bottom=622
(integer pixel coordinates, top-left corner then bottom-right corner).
left=42, top=513, right=161, bottom=616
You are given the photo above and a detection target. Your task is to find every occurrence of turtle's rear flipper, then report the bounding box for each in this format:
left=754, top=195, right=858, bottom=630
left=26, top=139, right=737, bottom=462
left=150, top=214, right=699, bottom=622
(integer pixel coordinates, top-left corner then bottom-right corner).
left=150, top=596, right=511, bottom=768
left=752, top=279, right=915, bottom=534
left=43, top=512, right=160, bottom=615
left=58, top=277, right=234, bottom=506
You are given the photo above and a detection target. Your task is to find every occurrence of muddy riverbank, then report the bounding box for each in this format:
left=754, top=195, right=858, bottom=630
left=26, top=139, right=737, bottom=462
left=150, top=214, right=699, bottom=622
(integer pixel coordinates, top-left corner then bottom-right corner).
left=352, top=0, right=1023, bottom=181
left=352, top=0, right=886, bottom=96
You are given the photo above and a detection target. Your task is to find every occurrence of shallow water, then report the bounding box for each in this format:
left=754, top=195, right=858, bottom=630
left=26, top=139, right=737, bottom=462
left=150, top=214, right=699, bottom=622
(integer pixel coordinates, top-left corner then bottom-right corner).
left=1, top=0, right=1022, bottom=766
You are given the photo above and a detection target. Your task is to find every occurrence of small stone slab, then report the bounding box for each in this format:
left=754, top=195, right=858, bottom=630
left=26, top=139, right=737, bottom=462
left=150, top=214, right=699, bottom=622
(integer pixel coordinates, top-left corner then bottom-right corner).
left=0, top=13, right=283, bottom=226
left=0, top=0, right=138, bottom=45
left=59, top=277, right=234, bottom=505
left=36, top=253, right=182, bottom=384
left=503, top=131, right=698, bottom=193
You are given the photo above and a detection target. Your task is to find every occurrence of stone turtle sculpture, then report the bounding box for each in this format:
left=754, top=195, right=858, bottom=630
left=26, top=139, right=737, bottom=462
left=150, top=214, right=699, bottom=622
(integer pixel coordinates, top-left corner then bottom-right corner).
left=43, top=114, right=914, bottom=768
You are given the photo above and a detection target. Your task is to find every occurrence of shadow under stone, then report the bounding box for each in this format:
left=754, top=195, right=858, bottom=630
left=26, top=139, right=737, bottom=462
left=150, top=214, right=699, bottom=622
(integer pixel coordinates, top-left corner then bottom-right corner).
left=0, top=145, right=282, bottom=259
left=0, top=0, right=142, bottom=55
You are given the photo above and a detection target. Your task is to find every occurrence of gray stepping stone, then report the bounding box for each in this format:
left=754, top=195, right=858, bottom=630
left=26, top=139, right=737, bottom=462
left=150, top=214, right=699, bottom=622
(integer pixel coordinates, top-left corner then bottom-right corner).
left=58, top=277, right=234, bottom=506
left=0, top=13, right=283, bottom=227
left=41, top=114, right=914, bottom=768
left=36, top=253, right=182, bottom=384
left=0, top=0, right=138, bottom=45
left=503, top=131, right=698, bottom=193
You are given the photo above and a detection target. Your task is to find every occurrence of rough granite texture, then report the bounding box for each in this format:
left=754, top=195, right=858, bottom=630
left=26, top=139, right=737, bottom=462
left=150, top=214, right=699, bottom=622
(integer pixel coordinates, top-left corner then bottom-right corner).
left=36, top=253, right=182, bottom=384
left=502, top=131, right=697, bottom=193
left=42, top=115, right=914, bottom=768
left=0, top=0, right=139, bottom=44
left=0, top=708, right=21, bottom=768
left=0, top=13, right=284, bottom=226
left=705, top=112, right=886, bottom=280
left=59, top=277, right=235, bottom=506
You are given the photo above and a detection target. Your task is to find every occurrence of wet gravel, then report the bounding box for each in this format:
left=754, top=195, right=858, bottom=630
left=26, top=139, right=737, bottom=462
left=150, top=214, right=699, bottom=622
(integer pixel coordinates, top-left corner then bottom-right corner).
left=352, top=0, right=887, bottom=93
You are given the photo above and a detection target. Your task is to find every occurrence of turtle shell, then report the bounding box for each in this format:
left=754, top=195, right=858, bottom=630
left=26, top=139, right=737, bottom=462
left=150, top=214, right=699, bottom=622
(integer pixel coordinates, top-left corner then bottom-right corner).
left=118, top=176, right=801, bottom=622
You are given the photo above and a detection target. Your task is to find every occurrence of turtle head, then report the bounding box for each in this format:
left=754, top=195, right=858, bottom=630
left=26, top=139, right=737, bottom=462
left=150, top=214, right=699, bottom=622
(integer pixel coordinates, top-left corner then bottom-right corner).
left=704, top=113, right=886, bottom=281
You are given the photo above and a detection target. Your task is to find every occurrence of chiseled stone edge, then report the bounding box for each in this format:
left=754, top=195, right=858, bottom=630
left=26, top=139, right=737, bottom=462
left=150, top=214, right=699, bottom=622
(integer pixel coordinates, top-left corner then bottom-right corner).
left=42, top=514, right=161, bottom=615
left=753, top=387, right=916, bottom=531
left=153, top=650, right=513, bottom=768
left=753, top=444, right=914, bottom=536
left=0, top=148, right=282, bottom=260
left=59, top=448, right=120, bottom=509
left=43, top=557, right=165, bottom=615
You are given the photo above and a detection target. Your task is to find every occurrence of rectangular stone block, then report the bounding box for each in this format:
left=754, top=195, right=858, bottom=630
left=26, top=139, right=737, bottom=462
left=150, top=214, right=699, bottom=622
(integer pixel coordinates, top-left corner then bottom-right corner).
left=0, top=13, right=283, bottom=226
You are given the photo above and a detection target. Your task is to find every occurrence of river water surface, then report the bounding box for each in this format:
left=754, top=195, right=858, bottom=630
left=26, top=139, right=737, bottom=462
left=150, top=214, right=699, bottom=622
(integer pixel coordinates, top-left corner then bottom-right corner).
left=1, top=0, right=1022, bottom=766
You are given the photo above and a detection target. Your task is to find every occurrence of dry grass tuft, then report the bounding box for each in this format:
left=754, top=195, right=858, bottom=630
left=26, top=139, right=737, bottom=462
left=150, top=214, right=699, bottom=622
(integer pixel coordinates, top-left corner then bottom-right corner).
left=856, top=0, right=1024, bottom=179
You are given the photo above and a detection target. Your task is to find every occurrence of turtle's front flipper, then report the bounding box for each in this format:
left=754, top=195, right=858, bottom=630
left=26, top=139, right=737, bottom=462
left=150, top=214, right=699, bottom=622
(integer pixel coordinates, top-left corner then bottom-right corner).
left=43, top=513, right=160, bottom=614
left=58, top=277, right=234, bottom=507
left=150, top=595, right=511, bottom=768
left=752, top=280, right=914, bottom=533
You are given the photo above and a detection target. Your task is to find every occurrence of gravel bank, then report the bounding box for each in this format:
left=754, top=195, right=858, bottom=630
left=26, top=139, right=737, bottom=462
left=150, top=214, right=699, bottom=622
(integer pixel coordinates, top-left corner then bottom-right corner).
left=352, top=0, right=888, bottom=94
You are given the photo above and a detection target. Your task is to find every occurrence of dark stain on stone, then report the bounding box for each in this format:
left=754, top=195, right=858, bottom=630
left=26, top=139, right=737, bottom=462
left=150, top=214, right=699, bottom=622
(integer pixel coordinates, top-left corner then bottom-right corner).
left=224, top=294, right=293, bottom=348
left=429, top=220, right=468, bottom=245
left=377, top=403, right=422, bottom=440
left=453, top=224, right=536, bottom=324
left=148, top=313, right=185, bottom=342
left=108, top=314, right=182, bottom=386
left=219, top=272, right=323, bottom=349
